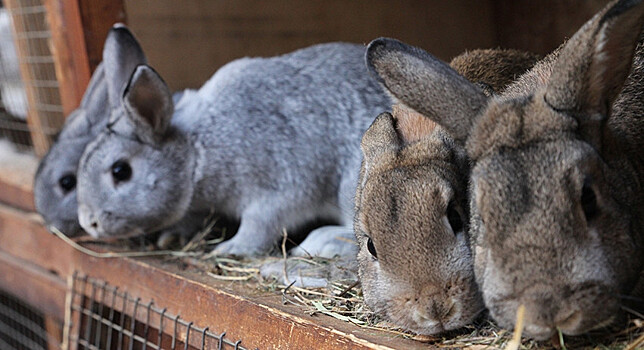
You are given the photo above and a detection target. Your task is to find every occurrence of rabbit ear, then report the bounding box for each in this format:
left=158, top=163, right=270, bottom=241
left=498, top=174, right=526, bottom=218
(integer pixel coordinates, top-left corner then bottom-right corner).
left=103, top=24, right=147, bottom=108
left=79, top=63, right=105, bottom=108
left=366, top=38, right=487, bottom=145
left=545, top=0, right=644, bottom=125
left=122, top=65, right=174, bottom=142
left=58, top=64, right=110, bottom=139
left=81, top=63, right=110, bottom=129
left=392, top=104, right=437, bottom=144
left=361, top=112, right=401, bottom=162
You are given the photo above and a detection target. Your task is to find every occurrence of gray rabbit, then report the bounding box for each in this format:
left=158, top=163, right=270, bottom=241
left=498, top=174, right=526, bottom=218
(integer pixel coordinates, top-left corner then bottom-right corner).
left=357, top=49, right=538, bottom=335
left=34, top=25, right=147, bottom=236
left=76, top=26, right=391, bottom=256
left=366, top=0, right=644, bottom=340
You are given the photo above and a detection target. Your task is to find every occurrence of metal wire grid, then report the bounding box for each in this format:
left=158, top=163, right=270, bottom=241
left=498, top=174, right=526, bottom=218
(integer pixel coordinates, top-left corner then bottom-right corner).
left=67, top=273, right=251, bottom=350
left=1, top=0, right=64, bottom=153
left=0, top=288, right=61, bottom=350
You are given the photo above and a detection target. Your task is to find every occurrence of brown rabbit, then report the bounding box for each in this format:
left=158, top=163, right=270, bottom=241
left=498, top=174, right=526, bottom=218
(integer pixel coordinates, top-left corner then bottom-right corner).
left=365, top=0, right=644, bottom=340
left=355, top=49, right=539, bottom=335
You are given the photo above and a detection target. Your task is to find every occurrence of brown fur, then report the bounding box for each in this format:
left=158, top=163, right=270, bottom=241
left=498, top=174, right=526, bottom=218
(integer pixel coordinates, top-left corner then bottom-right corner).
left=356, top=48, right=538, bottom=334
left=450, top=49, right=541, bottom=94
left=392, top=104, right=438, bottom=143
left=365, top=0, right=644, bottom=340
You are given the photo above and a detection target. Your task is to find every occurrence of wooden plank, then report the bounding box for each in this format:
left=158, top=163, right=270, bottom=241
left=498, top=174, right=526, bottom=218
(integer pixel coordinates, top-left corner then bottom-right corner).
left=492, top=0, right=611, bottom=55
left=76, top=0, right=126, bottom=73
left=0, top=203, right=429, bottom=349
left=0, top=204, right=70, bottom=274
left=44, top=316, right=64, bottom=350
left=0, top=250, right=67, bottom=320
left=0, top=176, right=35, bottom=212
left=0, top=151, right=37, bottom=212
left=124, top=0, right=496, bottom=90
left=43, top=0, right=90, bottom=118
left=44, top=0, right=125, bottom=118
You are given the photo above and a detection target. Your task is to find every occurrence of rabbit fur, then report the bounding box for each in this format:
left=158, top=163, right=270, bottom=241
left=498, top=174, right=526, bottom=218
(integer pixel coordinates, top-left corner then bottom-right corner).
left=34, top=25, right=147, bottom=237
left=365, top=0, right=644, bottom=340
left=35, top=26, right=201, bottom=240
left=356, top=49, right=538, bottom=335
left=76, top=26, right=392, bottom=256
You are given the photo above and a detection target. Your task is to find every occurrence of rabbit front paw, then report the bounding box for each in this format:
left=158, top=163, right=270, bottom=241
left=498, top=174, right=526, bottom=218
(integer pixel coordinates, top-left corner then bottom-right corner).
left=212, top=238, right=268, bottom=257
left=290, top=226, right=357, bottom=258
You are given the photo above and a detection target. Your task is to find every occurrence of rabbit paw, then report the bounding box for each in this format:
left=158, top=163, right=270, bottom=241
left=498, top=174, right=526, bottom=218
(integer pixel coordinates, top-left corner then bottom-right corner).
left=156, top=230, right=187, bottom=249
left=212, top=238, right=267, bottom=257
left=260, top=256, right=358, bottom=288
left=291, top=226, right=357, bottom=258
left=259, top=259, right=329, bottom=288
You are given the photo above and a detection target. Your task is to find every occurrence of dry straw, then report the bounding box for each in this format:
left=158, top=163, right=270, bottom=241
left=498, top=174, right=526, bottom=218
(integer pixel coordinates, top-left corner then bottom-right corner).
left=49, top=223, right=644, bottom=349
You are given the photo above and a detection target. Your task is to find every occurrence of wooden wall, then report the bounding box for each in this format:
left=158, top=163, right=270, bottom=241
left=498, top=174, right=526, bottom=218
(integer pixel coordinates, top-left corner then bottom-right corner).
left=124, top=0, right=497, bottom=90
left=120, top=0, right=613, bottom=93
left=492, top=0, right=611, bottom=55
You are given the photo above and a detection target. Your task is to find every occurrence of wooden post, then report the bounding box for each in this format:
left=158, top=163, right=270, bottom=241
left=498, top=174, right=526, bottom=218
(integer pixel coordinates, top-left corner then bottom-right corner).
left=44, top=315, right=64, bottom=350
left=4, top=0, right=124, bottom=157
left=43, top=0, right=126, bottom=117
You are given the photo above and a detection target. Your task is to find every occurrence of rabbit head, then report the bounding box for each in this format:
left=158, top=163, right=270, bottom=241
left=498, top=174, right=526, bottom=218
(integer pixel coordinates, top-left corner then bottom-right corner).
left=355, top=106, right=478, bottom=335
left=356, top=48, right=537, bottom=335
left=365, top=0, right=644, bottom=340
left=34, top=64, right=107, bottom=236
left=76, top=25, right=193, bottom=239
left=34, top=24, right=148, bottom=237
left=77, top=62, right=194, bottom=239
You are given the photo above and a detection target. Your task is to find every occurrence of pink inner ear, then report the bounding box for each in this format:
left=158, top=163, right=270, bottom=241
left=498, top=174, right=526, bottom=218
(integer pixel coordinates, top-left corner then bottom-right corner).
left=392, top=104, right=437, bottom=144
left=132, top=85, right=160, bottom=129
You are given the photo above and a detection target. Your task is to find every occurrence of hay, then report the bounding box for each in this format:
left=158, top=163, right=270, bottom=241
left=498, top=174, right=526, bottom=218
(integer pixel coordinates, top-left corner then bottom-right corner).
left=53, top=220, right=644, bottom=349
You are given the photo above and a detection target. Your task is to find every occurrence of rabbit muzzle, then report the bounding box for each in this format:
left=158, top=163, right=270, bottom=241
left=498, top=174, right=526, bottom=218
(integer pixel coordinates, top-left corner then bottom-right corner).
left=78, top=203, right=100, bottom=237
left=368, top=274, right=482, bottom=335
left=78, top=204, right=144, bottom=239
left=488, top=281, right=618, bottom=340
left=47, top=218, right=83, bottom=238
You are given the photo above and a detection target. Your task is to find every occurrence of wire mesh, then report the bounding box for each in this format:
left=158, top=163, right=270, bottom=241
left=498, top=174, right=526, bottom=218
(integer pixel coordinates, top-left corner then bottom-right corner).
left=0, top=287, right=63, bottom=350
left=0, top=0, right=64, bottom=154
left=67, top=273, right=251, bottom=350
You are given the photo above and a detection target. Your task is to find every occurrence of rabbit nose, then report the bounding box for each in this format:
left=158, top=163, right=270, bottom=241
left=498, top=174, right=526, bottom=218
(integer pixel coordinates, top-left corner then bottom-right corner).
left=519, top=282, right=616, bottom=338
left=553, top=286, right=617, bottom=335
left=411, top=307, right=444, bottom=333
left=411, top=298, right=457, bottom=332
left=78, top=204, right=101, bottom=237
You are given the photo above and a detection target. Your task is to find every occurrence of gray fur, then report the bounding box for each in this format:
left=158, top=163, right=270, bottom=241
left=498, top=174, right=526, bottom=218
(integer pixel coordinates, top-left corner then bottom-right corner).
left=77, top=29, right=391, bottom=256
left=366, top=0, right=644, bottom=340
left=33, top=25, right=146, bottom=237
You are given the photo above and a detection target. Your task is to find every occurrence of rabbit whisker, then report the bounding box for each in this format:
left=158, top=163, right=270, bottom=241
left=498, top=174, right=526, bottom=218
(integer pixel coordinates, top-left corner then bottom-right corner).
left=618, top=294, right=644, bottom=303
left=621, top=305, right=644, bottom=320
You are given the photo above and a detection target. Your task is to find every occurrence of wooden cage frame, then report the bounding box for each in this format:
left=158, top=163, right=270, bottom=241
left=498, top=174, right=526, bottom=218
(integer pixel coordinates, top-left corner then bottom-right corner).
left=3, top=1, right=637, bottom=349
left=0, top=1, right=427, bottom=348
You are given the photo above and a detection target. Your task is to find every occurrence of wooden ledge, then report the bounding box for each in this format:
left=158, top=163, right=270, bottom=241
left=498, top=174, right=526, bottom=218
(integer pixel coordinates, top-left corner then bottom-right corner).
left=0, top=156, right=429, bottom=349
left=0, top=201, right=429, bottom=349
left=0, top=150, right=38, bottom=212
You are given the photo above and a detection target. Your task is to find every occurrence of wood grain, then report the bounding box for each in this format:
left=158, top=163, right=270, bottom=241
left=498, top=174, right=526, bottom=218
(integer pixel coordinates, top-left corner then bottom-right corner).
left=0, top=202, right=429, bottom=349
left=44, top=0, right=125, bottom=117
left=124, top=0, right=497, bottom=90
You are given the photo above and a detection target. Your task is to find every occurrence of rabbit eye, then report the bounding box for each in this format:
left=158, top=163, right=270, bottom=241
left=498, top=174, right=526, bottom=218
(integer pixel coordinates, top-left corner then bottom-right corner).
left=581, top=180, right=598, bottom=222
left=58, top=173, right=76, bottom=193
left=366, top=237, right=378, bottom=259
left=111, top=160, right=132, bottom=183
left=447, top=201, right=464, bottom=235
